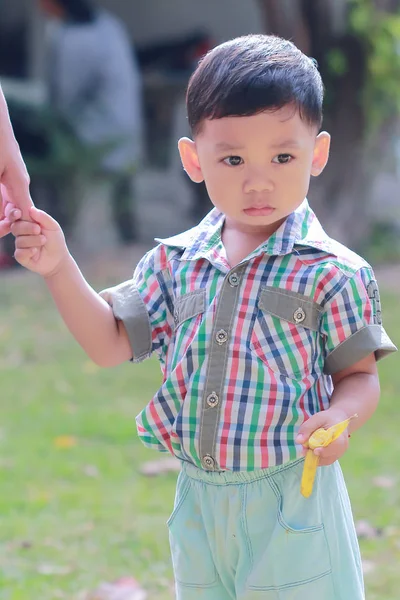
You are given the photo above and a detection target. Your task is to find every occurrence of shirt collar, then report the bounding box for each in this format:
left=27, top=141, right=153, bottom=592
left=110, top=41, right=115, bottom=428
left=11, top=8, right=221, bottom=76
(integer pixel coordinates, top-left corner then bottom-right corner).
left=156, top=199, right=333, bottom=260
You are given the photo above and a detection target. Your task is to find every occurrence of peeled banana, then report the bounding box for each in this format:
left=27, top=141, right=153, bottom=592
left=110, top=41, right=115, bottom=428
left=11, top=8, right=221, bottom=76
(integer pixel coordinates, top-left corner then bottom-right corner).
left=300, top=414, right=358, bottom=498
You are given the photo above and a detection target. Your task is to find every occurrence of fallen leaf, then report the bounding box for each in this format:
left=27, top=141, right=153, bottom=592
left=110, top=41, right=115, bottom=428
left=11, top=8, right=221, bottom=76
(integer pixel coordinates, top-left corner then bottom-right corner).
left=83, top=361, right=100, bottom=374
left=355, top=519, right=384, bottom=540
left=20, top=540, right=33, bottom=550
left=84, top=465, right=100, bottom=478
left=372, top=475, right=396, bottom=489
left=140, top=457, right=180, bottom=476
left=362, top=559, right=376, bottom=575
left=54, top=435, right=78, bottom=449
left=87, top=577, right=147, bottom=600
left=37, top=563, right=73, bottom=576
left=55, top=379, right=72, bottom=395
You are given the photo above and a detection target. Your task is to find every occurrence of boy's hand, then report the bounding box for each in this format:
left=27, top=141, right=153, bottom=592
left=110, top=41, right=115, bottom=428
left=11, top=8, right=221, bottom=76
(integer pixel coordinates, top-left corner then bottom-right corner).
left=10, top=206, right=69, bottom=277
left=296, top=408, right=350, bottom=466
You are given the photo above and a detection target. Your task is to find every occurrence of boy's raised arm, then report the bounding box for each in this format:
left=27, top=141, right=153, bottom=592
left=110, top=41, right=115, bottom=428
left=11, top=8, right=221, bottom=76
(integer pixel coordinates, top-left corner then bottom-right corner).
left=10, top=206, right=132, bottom=367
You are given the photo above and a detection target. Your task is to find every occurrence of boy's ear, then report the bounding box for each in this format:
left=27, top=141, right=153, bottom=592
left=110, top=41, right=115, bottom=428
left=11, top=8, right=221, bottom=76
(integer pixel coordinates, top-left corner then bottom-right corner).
left=178, top=137, right=204, bottom=183
left=311, top=131, right=331, bottom=177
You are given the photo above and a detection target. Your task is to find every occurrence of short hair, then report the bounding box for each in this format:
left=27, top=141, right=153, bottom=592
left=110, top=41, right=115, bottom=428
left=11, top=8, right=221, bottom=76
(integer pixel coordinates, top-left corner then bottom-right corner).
left=186, top=34, right=324, bottom=136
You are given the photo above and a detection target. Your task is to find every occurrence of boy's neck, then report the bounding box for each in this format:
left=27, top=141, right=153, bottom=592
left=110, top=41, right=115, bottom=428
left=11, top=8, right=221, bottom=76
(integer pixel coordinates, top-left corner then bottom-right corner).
left=221, top=219, right=284, bottom=267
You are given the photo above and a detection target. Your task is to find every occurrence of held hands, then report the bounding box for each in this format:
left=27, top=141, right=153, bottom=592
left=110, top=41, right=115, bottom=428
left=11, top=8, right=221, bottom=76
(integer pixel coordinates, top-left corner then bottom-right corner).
left=9, top=206, right=69, bottom=278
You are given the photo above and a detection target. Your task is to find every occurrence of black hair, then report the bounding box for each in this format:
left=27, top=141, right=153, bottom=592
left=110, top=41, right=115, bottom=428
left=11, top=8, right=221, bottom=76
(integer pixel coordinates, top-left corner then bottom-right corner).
left=187, top=34, right=324, bottom=136
left=55, top=0, right=96, bottom=23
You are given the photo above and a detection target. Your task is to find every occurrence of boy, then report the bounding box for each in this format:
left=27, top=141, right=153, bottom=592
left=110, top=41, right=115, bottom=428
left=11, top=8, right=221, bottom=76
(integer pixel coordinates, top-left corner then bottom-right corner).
left=9, top=35, right=397, bottom=599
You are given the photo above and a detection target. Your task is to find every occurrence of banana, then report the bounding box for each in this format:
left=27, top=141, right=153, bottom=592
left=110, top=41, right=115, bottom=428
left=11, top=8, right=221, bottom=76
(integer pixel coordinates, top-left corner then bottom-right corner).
left=300, top=414, right=358, bottom=498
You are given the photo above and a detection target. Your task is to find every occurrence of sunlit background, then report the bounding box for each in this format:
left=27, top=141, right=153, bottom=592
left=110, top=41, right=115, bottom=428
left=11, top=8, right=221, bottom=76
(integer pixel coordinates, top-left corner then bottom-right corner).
left=0, top=1, right=399, bottom=598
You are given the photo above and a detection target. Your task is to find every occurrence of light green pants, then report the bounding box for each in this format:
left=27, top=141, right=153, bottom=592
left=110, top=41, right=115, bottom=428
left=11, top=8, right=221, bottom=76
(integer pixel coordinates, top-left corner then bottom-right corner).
left=168, top=458, right=364, bottom=599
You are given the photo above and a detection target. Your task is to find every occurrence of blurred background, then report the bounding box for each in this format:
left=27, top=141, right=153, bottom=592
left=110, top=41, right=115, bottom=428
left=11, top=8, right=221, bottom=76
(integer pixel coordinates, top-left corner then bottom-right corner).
left=0, top=1, right=399, bottom=599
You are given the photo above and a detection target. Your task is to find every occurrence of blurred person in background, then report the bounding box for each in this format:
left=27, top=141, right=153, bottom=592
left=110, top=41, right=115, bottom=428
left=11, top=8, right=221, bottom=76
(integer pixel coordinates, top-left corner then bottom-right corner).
left=39, top=0, right=143, bottom=242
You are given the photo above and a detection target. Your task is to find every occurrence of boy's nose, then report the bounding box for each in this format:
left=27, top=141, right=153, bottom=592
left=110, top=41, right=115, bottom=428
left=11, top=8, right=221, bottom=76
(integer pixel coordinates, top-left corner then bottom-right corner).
left=243, top=167, right=274, bottom=194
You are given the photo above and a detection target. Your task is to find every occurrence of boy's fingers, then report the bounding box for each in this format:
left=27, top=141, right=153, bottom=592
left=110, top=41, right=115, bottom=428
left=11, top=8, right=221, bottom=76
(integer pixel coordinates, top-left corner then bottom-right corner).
left=15, top=234, right=46, bottom=249
left=30, top=206, right=59, bottom=230
left=11, top=221, right=41, bottom=236
left=14, top=247, right=37, bottom=265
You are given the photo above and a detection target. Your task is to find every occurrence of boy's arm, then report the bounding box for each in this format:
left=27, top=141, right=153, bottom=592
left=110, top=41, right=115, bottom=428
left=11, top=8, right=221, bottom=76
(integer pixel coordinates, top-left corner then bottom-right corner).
left=10, top=206, right=132, bottom=367
left=296, top=265, right=396, bottom=466
left=296, top=353, right=380, bottom=466
left=45, top=254, right=132, bottom=367
left=328, top=352, right=380, bottom=434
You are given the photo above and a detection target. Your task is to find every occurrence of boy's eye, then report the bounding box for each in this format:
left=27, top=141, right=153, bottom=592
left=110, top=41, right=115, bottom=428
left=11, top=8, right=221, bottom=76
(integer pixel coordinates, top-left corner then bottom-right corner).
left=223, top=156, right=243, bottom=166
left=272, top=154, right=293, bottom=164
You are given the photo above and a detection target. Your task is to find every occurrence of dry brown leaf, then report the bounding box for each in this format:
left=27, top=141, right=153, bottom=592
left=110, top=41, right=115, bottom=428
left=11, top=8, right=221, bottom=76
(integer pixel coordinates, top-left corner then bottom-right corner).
left=140, top=457, right=180, bottom=476
left=87, top=577, right=147, bottom=600
left=83, top=361, right=100, bottom=374
left=355, top=519, right=384, bottom=540
left=37, top=563, right=73, bottom=576
left=54, top=435, right=78, bottom=449
left=372, top=475, right=396, bottom=489
left=362, top=559, right=376, bottom=575
left=84, top=465, right=100, bottom=478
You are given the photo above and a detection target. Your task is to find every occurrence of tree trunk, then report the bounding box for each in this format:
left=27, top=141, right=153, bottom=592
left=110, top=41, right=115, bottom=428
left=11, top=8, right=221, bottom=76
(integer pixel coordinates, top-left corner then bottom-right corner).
left=256, top=0, right=397, bottom=250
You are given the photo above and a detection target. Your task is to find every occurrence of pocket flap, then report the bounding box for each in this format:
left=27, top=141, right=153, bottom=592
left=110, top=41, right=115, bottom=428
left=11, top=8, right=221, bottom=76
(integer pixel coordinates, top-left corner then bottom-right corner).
left=174, top=289, right=206, bottom=327
left=258, top=287, right=322, bottom=331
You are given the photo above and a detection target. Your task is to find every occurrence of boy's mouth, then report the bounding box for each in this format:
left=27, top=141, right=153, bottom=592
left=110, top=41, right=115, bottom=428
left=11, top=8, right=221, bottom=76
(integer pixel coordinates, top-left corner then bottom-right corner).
left=243, top=206, right=275, bottom=217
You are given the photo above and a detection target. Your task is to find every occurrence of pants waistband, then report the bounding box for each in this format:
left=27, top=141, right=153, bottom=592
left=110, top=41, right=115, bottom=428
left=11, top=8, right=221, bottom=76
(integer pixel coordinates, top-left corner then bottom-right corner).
left=181, top=457, right=304, bottom=485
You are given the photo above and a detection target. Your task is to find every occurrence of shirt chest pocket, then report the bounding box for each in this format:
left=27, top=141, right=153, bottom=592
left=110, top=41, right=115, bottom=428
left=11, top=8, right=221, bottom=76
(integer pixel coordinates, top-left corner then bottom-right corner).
left=171, top=289, right=206, bottom=365
left=250, top=287, right=322, bottom=380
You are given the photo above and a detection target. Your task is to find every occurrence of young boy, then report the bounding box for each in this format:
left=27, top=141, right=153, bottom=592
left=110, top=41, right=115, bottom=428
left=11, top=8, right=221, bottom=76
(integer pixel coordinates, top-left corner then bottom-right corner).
left=9, top=35, right=397, bottom=599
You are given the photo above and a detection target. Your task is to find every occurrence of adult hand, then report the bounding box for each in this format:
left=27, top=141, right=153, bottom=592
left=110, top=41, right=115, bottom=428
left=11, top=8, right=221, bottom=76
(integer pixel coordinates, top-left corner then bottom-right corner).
left=0, top=84, right=33, bottom=238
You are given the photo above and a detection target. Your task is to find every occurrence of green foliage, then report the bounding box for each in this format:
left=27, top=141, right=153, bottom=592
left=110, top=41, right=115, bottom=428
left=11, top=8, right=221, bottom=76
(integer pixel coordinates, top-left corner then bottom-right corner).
left=9, top=100, right=135, bottom=183
left=349, top=0, right=400, bottom=129
left=363, top=222, right=400, bottom=265
left=326, top=48, right=349, bottom=77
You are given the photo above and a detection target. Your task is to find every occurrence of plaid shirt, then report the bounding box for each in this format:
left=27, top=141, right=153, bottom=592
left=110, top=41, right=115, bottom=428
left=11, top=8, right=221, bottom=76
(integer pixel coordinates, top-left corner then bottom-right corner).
left=109, top=200, right=396, bottom=471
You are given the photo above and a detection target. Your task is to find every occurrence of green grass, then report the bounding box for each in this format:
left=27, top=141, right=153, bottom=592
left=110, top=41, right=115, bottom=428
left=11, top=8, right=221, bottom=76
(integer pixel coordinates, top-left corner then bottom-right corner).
left=0, top=269, right=399, bottom=599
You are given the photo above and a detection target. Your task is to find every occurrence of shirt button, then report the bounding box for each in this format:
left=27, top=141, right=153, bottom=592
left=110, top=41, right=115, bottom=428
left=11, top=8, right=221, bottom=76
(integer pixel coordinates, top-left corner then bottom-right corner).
left=228, top=272, right=240, bottom=287
left=216, top=329, right=228, bottom=345
left=293, top=307, right=306, bottom=324
left=173, top=309, right=179, bottom=324
left=206, top=392, right=219, bottom=407
left=202, top=455, right=216, bottom=470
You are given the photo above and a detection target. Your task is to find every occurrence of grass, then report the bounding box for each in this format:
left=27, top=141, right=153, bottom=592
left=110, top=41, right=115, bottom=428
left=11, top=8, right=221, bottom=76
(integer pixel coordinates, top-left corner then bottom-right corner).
left=0, top=267, right=399, bottom=599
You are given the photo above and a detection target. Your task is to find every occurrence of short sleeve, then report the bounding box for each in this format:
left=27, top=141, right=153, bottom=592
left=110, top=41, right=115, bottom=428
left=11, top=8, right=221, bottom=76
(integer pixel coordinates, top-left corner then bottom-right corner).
left=321, top=266, right=397, bottom=375
left=102, top=249, right=171, bottom=363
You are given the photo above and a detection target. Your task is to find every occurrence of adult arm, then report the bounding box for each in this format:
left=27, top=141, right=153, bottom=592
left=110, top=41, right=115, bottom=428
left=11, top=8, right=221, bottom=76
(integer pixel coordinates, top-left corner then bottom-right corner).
left=0, top=84, right=33, bottom=237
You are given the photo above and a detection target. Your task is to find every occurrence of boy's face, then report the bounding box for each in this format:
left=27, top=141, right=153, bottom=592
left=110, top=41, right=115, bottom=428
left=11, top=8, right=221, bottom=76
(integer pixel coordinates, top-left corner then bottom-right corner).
left=179, top=106, right=330, bottom=236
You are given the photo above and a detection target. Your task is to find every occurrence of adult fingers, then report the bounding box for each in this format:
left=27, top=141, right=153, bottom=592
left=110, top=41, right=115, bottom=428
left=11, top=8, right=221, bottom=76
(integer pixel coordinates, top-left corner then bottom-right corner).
left=0, top=185, right=11, bottom=237
left=2, top=162, right=33, bottom=221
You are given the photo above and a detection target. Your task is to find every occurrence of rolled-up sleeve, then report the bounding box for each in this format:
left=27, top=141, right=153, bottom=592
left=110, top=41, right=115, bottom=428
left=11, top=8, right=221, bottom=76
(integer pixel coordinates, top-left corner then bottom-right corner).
left=101, top=249, right=170, bottom=363
left=321, top=266, right=397, bottom=375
